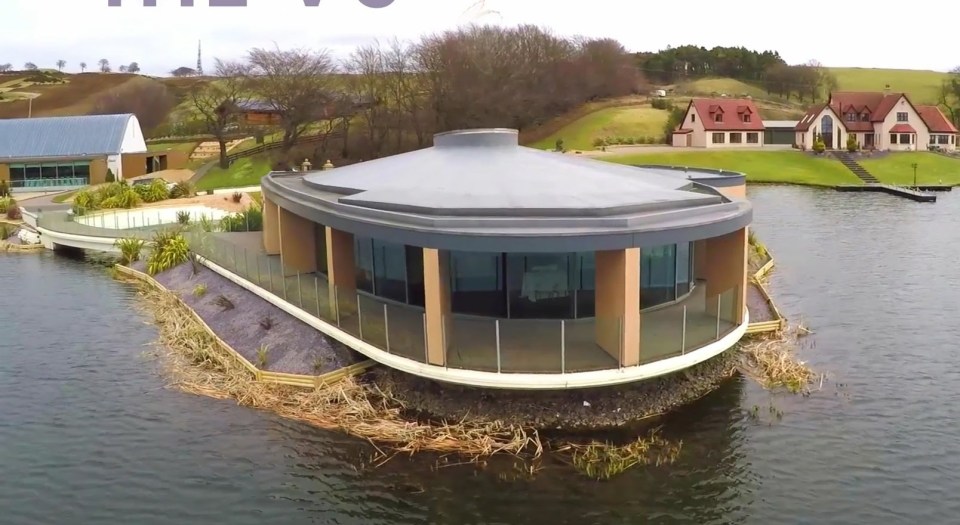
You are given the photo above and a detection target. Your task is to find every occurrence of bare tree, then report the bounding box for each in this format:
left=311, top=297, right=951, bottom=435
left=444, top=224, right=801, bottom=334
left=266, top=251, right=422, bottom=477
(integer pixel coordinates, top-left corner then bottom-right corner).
left=244, top=46, right=338, bottom=151
left=91, top=79, right=175, bottom=133
left=118, top=65, right=128, bottom=73
left=189, top=60, right=247, bottom=168
left=939, top=66, right=960, bottom=128
left=23, top=62, right=37, bottom=71
left=56, top=59, right=66, bottom=72
left=345, top=43, right=392, bottom=156
left=98, top=58, right=110, bottom=73
left=127, top=62, right=141, bottom=74
left=0, top=63, right=13, bottom=72
left=79, top=62, right=87, bottom=73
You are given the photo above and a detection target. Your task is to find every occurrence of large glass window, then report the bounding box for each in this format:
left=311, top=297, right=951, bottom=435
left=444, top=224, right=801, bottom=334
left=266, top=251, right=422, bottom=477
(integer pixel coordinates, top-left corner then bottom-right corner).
left=641, top=245, right=677, bottom=308
left=353, top=236, right=424, bottom=307
left=676, top=241, right=693, bottom=296
left=314, top=223, right=328, bottom=275
left=450, top=251, right=504, bottom=317
left=507, top=253, right=573, bottom=319
left=5, top=161, right=90, bottom=188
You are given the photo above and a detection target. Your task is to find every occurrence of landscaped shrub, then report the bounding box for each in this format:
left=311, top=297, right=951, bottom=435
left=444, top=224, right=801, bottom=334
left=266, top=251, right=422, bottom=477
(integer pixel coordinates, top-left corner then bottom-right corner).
left=846, top=134, right=859, bottom=153
left=176, top=210, right=191, bottom=225
left=146, top=229, right=189, bottom=275
left=133, top=179, right=169, bottom=203
left=220, top=206, right=263, bottom=232
left=114, top=237, right=146, bottom=265
left=6, top=199, right=20, bottom=220
left=651, top=98, right=674, bottom=111
left=99, top=187, right=141, bottom=209
left=168, top=181, right=193, bottom=199
left=231, top=192, right=243, bottom=204
left=0, top=196, right=12, bottom=214
left=105, top=169, right=116, bottom=183
left=812, top=139, right=826, bottom=154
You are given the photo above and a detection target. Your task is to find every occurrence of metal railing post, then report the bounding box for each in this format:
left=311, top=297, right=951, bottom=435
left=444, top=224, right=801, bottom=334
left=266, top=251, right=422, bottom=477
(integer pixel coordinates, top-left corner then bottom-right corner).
left=561, top=320, right=566, bottom=374
left=716, top=295, right=721, bottom=338
left=356, top=294, right=363, bottom=338
left=282, top=263, right=288, bottom=301
left=495, top=319, right=502, bottom=373
left=256, top=255, right=262, bottom=286
left=681, top=305, right=687, bottom=354
left=267, top=256, right=274, bottom=295
left=334, top=286, right=341, bottom=326
left=315, top=278, right=321, bottom=318
left=297, top=272, right=303, bottom=308
left=384, top=304, right=390, bottom=353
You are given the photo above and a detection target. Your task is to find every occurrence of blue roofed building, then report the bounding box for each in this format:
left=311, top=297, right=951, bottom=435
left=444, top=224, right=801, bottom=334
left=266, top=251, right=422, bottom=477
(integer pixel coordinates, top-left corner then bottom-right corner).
left=0, top=113, right=149, bottom=192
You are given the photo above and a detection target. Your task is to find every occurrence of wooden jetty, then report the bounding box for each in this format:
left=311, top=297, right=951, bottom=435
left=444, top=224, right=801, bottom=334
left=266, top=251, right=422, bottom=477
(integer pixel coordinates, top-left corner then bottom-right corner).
left=834, top=184, right=937, bottom=202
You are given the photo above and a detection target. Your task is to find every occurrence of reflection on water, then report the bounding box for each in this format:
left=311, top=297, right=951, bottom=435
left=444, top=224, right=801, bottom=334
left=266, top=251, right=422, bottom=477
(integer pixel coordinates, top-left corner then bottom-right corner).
left=3, top=186, right=960, bottom=523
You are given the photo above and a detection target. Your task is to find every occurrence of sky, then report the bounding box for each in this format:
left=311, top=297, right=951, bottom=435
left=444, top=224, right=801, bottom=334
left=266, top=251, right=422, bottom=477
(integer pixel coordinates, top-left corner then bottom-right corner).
left=2, top=0, right=957, bottom=76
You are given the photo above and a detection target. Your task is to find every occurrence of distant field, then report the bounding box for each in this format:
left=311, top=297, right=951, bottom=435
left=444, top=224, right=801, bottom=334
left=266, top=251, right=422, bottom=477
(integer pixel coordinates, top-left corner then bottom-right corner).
left=828, top=68, right=949, bottom=104
left=603, top=150, right=861, bottom=186
left=530, top=106, right=670, bottom=150
left=147, top=141, right=199, bottom=155
left=859, top=152, right=960, bottom=185
left=674, top=78, right=769, bottom=99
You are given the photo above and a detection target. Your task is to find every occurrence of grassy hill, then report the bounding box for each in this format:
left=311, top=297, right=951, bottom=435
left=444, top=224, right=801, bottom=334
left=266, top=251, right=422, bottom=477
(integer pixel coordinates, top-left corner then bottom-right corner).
left=529, top=105, right=670, bottom=150
left=829, top=68, right=948, bottom=104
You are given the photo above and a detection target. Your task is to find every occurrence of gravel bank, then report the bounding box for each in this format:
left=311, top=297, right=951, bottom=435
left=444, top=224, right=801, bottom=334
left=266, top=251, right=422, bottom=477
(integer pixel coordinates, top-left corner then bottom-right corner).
left=136, top=260, right=360, bottom=375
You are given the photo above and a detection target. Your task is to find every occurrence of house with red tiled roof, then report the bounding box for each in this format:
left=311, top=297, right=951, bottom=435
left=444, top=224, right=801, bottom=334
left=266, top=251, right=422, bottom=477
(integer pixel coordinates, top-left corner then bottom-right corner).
left=795, top=89, right=958, bottom=152
left=672, top=98, right=766, bottom=148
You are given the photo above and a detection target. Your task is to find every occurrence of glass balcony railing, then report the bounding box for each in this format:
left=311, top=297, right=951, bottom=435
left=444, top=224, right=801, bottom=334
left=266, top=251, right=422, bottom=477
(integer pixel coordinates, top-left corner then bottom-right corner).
left=189, top=232, right=743, bottom=375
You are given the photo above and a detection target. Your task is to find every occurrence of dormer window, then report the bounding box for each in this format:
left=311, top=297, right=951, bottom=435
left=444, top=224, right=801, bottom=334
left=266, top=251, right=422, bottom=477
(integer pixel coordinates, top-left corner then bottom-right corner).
left=846, top=112, right=856, bottom=122
left=860, top=113, right=869, bottom=121
left=742, top=114, right=751, bottom=123
left=714, top=113, right=723, bottom=123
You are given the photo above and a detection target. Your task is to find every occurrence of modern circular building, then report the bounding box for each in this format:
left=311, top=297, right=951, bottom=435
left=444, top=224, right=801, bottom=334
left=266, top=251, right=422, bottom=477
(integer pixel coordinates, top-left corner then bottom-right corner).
left=260, top=129, right=751, bottom=389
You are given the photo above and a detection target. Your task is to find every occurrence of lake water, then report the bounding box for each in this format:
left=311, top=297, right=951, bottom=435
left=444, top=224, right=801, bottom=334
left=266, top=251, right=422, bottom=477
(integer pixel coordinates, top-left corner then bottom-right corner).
left=2, top=186, right=959, bottom=524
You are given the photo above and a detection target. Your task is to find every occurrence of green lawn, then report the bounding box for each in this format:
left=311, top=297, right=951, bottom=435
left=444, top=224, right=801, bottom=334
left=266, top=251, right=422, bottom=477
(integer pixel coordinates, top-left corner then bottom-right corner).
left=859, top=152, right=960, bottom=185
left=195, top=156, right=272, bottom=191
left=530, top=106, right=670, bottom=150
left=604, top=150, right=862, bottom=187
left=675, top=77, right=769, bottom=99
left=828, top=68, right=948, bottom=104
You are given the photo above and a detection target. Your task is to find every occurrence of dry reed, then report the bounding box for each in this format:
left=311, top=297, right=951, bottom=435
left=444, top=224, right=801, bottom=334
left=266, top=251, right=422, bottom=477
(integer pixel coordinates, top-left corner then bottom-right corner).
left=129, top=279, right=542, bottom=462
left=557, top=429, right=683, bottom=480
left=738, top=329, right=817, bottom=394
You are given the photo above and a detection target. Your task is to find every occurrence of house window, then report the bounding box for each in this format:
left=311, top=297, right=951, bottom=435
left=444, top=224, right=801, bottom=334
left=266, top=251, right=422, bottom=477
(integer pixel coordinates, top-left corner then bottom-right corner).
left=890, top=133, right=898, bottom=144
left=714, top=113, right=723, bottom=123
left=742, top=114, right=751, bottom=123
left=900, top=133, right=912, bottom=144
left=712, top=133, right=725, bottom=144
left=897, top=112, right=908, bottom=122
left=730, top=132, right=742, bottom=143
left=846, top=113, right=856, bottom=122
left=747, top=132, right=759, bottom=144
left=691, top=114, right=696, bottom=122
left=939, top=135, right=950, bottom=145
left=860, top=113, right=869, bottom=121
left=931, top=135, right=938, bottom=144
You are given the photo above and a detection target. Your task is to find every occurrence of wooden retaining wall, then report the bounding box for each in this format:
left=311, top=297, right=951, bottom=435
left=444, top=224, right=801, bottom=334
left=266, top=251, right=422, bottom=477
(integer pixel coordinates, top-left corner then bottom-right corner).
left=114, top=264, right=376, bottom=388
left=745, top=256, right=788, bottom=335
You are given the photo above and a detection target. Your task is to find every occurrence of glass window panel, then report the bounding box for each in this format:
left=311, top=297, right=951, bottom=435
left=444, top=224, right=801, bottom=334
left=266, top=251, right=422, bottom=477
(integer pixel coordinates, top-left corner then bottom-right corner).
left=354, top=236, right=375, bottom=294
left=574, top=252, right=595, bottom=318
left=676, top=241, right=692, bottom=296
left=507, top=253, right=573, bottom=319
left=314, top=223, right=328, bottom=276
left=449, top=251, right=504, bottom=317
left=641, top=244, right=677, bottom=309
left=73, top=162, right=90, bottom=181
left=10, top=165, right=26, bottom=182
left=25, top=164, right=41, bottom=181
left=405, top=246, right=425, bottom=307
left=41, top=164, right=57, bottom=180
left=57, top=163, right=74, bottom=179
left=372, top=238, right=407, bottom=303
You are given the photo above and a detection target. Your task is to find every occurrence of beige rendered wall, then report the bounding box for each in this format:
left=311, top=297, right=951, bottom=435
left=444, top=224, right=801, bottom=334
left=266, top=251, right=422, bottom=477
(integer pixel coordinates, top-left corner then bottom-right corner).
left=422, top=248, right=451, bottom=366
left=325, top=227, right=356, bottom=316
left=877, top=96, right=929, bottom=151
left=594, top=248, right=641, bottom=366
left=716, top=184, right=747, bottom=200
left=685, top=107, right=707, bottom=148
left=278, top=207, right=316, bottom=274
left=262, top=195, right=280, bottom=255
left=0, top=163, right=8, bottom=184
left=89, top=158, right=108, bottom=185
left=699, top=228, right=747, bottom=323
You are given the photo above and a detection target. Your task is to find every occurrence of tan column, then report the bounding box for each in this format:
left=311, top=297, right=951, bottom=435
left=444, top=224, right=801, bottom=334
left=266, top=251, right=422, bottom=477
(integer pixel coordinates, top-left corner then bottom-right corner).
left=325, top=227, right=356, bottom=317
left=0, top=163, right=10, bottom=184
left=422, top=248, right=451, bottom=366
left=701, top=227, right=747, bottom=323
left=594, top=248, right=641, bottom=366
left=262, top=195, right=280, bottom=255
left=278, top=207, right=316, bottom=274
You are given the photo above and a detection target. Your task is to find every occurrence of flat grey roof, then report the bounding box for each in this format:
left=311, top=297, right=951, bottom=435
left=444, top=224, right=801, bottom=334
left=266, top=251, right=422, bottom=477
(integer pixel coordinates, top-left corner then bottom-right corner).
left=264, top=129, right=751, bottom=252
left=0, top=113, right=136, bottom=160
left=631, top=165, right=745, bottom=188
